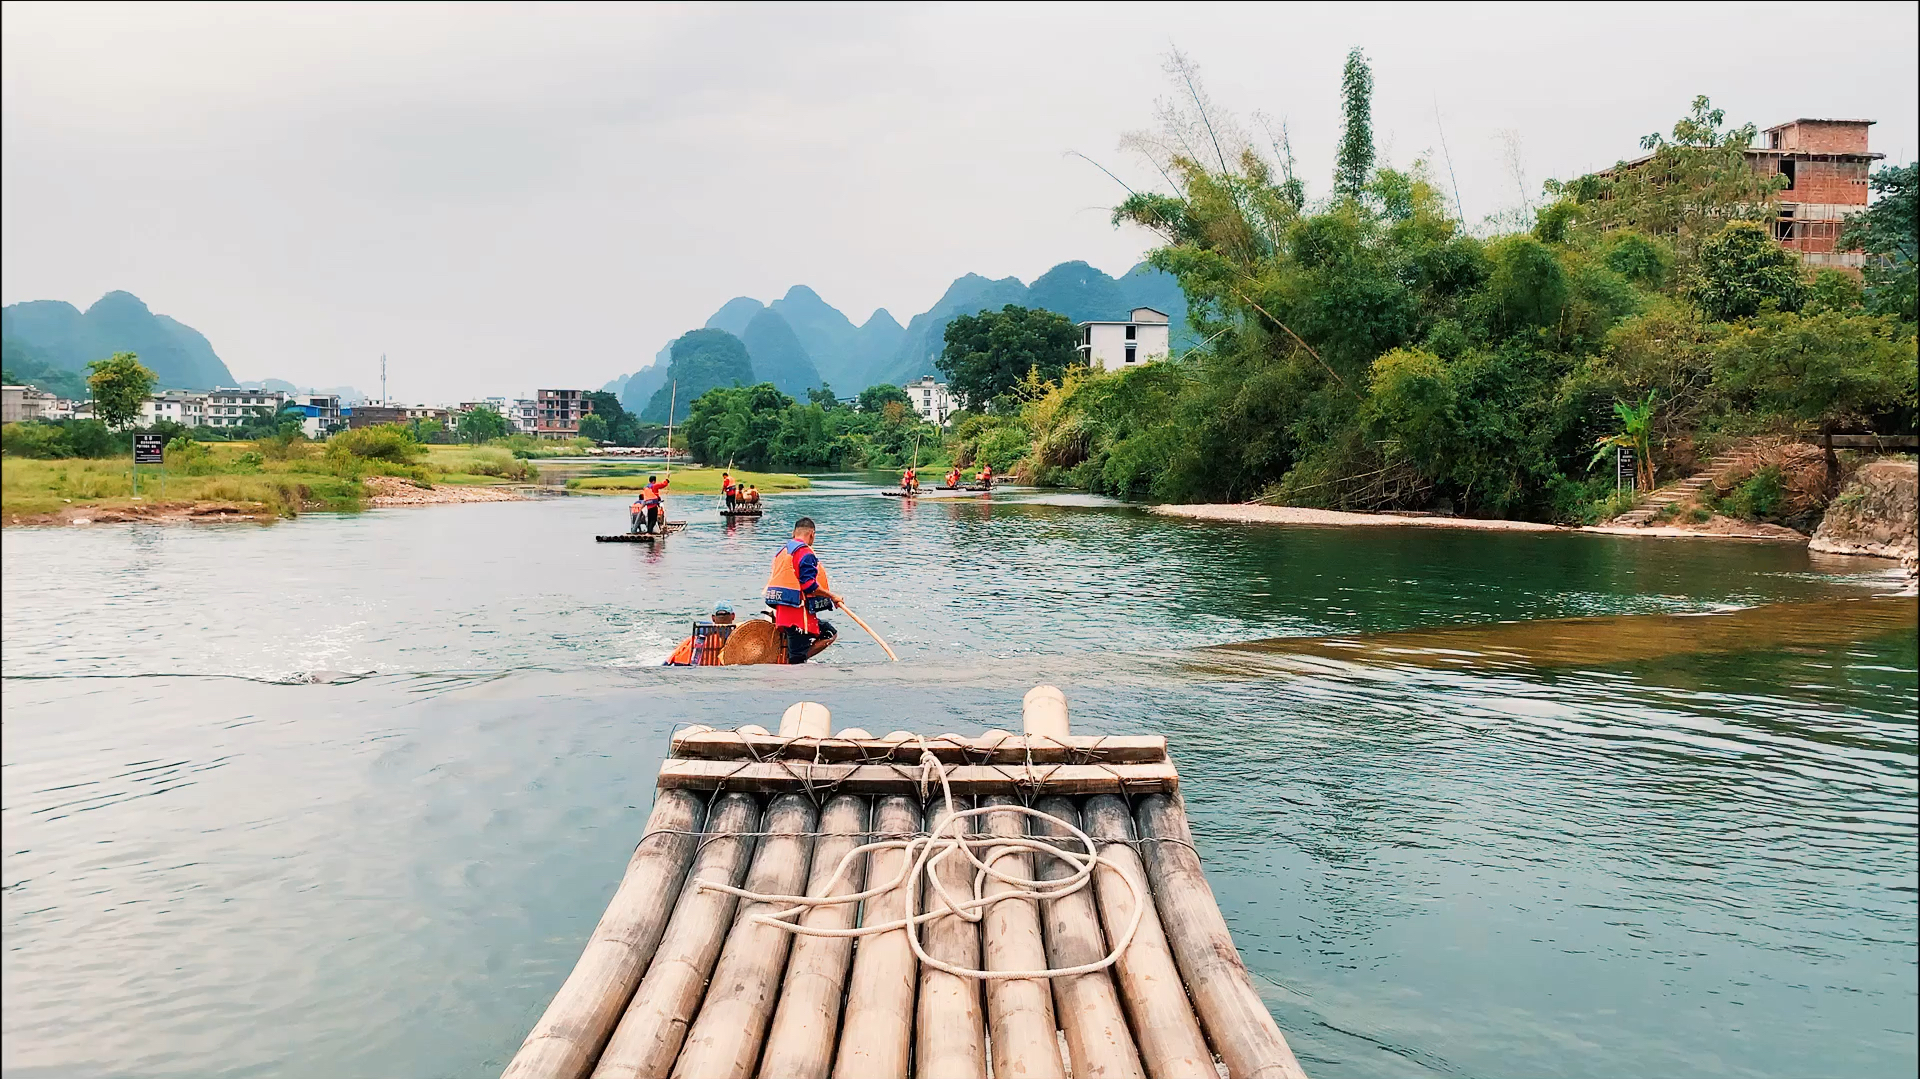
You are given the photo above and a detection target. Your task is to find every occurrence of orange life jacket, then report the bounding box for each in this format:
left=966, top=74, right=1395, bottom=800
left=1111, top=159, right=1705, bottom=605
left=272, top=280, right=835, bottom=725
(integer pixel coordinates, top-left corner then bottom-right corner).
left=766, top=539, right=831, bottom=632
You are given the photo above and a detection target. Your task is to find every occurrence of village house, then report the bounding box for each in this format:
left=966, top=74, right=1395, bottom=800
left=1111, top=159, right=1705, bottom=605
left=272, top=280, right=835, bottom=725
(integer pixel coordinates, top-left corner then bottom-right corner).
left=204, top=387, right=287, bottom=429
left=2, top=384, right=57, bottom=423
left=536, top=388, right=590, bottom=438
left=902, top=375, right=955, bottom=425
left=139, top=391, right=207, bottom=427
left=1077, top=307, right=1172, bottom=373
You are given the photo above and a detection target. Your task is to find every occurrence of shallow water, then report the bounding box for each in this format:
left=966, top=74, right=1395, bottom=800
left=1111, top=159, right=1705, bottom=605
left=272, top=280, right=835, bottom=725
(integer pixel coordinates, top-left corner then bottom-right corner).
left=3, top=485, right=1914, bottom=1079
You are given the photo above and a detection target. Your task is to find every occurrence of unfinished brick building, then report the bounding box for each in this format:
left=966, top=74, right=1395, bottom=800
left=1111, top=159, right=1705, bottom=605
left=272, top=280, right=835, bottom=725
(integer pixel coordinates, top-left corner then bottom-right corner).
left=1750, top=118, right=1881, bottom=270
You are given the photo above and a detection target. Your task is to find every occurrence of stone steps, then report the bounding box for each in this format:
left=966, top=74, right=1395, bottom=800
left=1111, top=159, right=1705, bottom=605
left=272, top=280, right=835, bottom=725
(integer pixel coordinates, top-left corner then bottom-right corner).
left=1610, top=453, right=1744, bottom=526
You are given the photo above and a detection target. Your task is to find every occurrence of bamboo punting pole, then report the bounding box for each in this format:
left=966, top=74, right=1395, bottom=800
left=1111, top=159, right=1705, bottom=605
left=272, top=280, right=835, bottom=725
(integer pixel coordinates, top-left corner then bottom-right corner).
left=981, top=795, right=1068, bottom=1079
left=914, top=795, right=987, bottom=1079
left=590, top=792, right=760, bottom=1079
left=502, top=789, right=706, bottom=1079
left=832, top=795, right=923, bottom=1079
left=1032, top=796, right=1147, bottom=1079
left=1134, top=794, right=1307, bottom=1079
left=758, top=795, right=870, bottom=1079
left=1082, top=796, right=1214, bottom=1079
left=672, top=794, right=820, bottom=1079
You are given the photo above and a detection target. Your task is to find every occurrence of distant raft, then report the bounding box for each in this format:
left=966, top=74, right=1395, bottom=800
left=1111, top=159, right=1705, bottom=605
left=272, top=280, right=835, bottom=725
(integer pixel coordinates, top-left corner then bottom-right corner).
left=499, top=687, right=1309, bottom=1079
left=720, top=507, right=765, bottom=518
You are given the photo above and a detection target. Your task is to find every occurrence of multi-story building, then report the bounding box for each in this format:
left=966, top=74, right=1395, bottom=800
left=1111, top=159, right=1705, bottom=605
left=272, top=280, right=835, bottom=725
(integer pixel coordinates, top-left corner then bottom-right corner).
left=140, top=391, right=207, bottom=427
left=537, top=389, right=590, bottom=438
left=1602, top=116, right=1881, bottom=270
left=2, top=384, right=57, bottom=423
left=288, top=394, right=343, bottom=438
left=510, top=399, right=539, bottom=434
left=1077, top=307, right=1172, bottom=373
left=902, top=376, right=955, bottom=425
left=204, top=388, right=287, bottom=429
left=345, top=404, right=407, bottom=429
left=1751, top=119, right=1880, bottom=270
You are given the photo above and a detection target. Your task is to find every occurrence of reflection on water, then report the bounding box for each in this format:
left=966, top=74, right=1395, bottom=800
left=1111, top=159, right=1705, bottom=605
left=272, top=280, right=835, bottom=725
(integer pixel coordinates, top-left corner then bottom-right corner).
left=2, top=492, right=1914, bottom=1079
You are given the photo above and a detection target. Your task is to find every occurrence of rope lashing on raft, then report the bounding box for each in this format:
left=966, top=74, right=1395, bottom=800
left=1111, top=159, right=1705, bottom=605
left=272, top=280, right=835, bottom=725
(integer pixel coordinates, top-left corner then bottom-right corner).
left=694, top=745, right=1146, bottom=981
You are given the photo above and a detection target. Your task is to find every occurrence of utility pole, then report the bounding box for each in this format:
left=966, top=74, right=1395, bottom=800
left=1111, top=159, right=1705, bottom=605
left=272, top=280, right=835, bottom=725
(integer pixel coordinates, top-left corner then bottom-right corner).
left=380, top=354, right=388, bottom=405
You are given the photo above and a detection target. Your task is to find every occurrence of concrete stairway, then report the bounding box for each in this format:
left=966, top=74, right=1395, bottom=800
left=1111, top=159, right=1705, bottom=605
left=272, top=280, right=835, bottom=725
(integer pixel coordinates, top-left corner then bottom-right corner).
left=1610, top=452, right=1744, bottom=526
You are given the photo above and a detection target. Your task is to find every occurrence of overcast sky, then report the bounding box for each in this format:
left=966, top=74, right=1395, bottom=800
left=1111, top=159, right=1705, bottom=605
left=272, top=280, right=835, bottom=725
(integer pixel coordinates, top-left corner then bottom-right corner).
left=4, top=2, right=1916, bottom=401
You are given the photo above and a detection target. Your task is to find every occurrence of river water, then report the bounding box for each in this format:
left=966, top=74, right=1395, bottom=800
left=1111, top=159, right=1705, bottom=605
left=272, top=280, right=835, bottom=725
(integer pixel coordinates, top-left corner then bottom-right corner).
left=3, top=483, right=1915, bottom=1079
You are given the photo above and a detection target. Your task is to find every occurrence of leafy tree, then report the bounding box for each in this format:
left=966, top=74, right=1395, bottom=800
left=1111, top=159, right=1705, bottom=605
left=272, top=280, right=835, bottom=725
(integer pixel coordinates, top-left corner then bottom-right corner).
left=1561, top=96, right=1785, bottom=261
left=458, top=405, right=512, bottom=443
left=85, top=352, right=156, bottom=429
left=937, top=305, right=1081, bottom=410
left=1333, top=47, right=1375, bottom=198
left=1804, top=269, right=1864, bottom=315
left=1839, top=162, right=1917, bottom=322
left=1711, top=310, right=1918, bottom=482
left=578, top=413, right=610, bottom=442
left=1690, top=220, right=1806, bottom=320
left=1588, top=392, right=1658, bottom=492
left=857, top=384, right=912, bottom=413
left=808, top=383, right=841, bottom=408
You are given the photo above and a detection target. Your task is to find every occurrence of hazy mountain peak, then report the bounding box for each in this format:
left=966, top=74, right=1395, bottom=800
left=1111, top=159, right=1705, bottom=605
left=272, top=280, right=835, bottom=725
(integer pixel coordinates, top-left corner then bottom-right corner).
left=703, top=296, right=764, bottom=338
left=3, top=289, right=235, bottom=390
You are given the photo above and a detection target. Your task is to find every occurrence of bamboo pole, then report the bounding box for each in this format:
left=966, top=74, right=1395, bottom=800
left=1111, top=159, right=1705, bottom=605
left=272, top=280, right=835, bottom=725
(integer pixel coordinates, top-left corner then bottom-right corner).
left=832, top=795, right=922, bottom=1079
left=672, top=794, right=820, bottom=1079
left=590, top=792, right=760, bottom=1079
left=1022, top=684, right=1070, bottom=741
left=757, top=795, right=870, bottom=1079
left=1032, top=797, right=1147, bottom=1079
left=981, top=795, right=1067, bottom=1079
left=503, top=789, right=706, bottom=1079
left=779, top=702, right=833, bottom=738
left=1134, top=794, right=1306, bottom=1079
left=914, top=796, right=986, bottom=1079
left=1081, top=796, right=1214, bottom=1079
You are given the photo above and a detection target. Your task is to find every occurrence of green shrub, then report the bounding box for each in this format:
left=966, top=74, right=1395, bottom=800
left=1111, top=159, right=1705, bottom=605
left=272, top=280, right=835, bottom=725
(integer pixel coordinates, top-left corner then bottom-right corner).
left=234, top=451, right=264, bottom=470
left=2, top=422, right=70, bottom=458
left=328, top=424, right=425, bottom=463
left=1722, top=465, right=1786, bottom=521
left=163, top=437, right=220, bottom=475
left=1687, top=507, right=1712, bottom=523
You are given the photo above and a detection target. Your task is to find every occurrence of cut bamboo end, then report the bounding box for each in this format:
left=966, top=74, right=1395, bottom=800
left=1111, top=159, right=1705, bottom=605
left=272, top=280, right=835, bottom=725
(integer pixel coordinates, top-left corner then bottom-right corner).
left=780, top=702, right=833, bottom=738
left=1022, top=685, right=1069, bottom=740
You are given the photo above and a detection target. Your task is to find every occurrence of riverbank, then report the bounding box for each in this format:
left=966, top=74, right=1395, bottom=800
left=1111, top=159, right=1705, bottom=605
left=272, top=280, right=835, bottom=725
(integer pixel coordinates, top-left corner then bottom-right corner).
left=1153, top=503, right=1561, bottom=532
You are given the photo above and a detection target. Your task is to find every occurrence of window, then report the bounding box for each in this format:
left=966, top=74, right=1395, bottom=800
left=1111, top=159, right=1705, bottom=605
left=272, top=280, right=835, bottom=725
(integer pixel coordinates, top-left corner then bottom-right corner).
left=1779, top=159, right=1796, bottom=190
left=1125, top=345, right=1138, bottom=364
left=1083, top=326, right=1092, bottom=345
left=1125, top=325, right=1136, bottom=340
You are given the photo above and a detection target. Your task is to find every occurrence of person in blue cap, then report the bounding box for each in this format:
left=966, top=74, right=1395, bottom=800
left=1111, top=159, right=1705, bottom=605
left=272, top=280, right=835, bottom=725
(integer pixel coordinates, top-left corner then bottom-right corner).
left=664, top=601, right=737, bottom=666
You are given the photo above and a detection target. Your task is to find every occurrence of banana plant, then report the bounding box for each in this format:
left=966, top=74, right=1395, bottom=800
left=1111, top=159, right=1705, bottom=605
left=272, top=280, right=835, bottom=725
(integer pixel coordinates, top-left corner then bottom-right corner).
left=1590, top=391, right=1658, bottom=492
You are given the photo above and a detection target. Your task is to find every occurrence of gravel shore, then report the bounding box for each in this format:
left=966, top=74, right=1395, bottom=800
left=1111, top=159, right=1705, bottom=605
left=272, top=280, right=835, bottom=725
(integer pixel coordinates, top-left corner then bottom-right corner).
left=363, top=476, right=530, bottom=507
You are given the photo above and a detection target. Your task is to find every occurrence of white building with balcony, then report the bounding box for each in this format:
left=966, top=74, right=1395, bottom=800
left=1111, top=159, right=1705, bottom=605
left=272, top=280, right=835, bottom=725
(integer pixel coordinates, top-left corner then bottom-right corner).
left=903, top=376, right=954, bottom=425
left=1076, top=307, right=1171, bottom=373
left=140, top=391, right=207, bottom=427
left=204, top=388, right=287, bottom=429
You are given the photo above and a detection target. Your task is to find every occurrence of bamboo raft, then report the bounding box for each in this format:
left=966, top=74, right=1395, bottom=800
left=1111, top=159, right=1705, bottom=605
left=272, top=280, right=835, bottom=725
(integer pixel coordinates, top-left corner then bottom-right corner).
left=596, top=523, right=688, bottom=543
left=720, top=507, right=765, bottom=518
left=502, top=687, right=1307, bottom=1079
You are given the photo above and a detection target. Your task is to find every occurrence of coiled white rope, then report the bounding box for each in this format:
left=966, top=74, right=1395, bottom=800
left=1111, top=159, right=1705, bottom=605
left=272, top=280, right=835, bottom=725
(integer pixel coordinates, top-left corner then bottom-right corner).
left=697, top=746, right=1144, bottom=980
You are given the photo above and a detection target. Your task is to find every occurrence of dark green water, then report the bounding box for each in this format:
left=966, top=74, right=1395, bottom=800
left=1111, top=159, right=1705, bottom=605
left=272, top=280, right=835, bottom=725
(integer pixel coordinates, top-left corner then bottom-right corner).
left=3, top=483, right=1914, bottom=1078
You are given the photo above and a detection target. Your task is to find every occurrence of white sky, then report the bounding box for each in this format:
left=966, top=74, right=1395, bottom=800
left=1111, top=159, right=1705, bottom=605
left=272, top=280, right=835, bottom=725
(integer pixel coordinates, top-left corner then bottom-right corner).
left=4, top=1, right=1916, bottom=400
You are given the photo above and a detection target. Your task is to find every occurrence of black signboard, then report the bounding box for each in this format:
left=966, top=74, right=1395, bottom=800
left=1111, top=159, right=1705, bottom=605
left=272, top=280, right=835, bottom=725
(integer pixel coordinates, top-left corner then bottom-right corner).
left=133, top=433, right=165, bottom=465
left=1615, top=446, right=1636, bottom=491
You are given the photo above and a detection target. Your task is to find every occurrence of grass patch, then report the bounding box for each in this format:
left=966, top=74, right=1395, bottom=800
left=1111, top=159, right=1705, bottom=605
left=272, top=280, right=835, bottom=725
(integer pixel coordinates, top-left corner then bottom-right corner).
left=565, top=467, right=810, bottom=495
left=4, top=456, right=360, bottom=517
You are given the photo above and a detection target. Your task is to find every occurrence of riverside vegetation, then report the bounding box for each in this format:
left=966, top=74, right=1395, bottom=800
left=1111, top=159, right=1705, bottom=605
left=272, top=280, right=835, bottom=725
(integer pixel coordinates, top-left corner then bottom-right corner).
left=2, top=424, right=542, bottom=522
left=672, top=55, right=1915, bottom=530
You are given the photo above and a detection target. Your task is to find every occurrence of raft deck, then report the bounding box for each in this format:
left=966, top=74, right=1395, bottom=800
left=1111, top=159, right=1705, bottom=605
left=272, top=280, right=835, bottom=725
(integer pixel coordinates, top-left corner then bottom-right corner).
left=503, top=688, right=1306, bottom=1079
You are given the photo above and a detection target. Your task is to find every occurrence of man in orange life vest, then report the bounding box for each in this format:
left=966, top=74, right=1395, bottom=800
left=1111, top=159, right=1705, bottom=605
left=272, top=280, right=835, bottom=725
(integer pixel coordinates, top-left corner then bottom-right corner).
left=764, top=517, right=841, bottom=664
left=900, top=466, right=917, bottom=494
left=721, top=471, right=737, bottom=510
left=640, top=473, right=670, bottom=533
left=976, top=463, right=993, bottom=488
left=945, top=466, right=961, bottom=488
